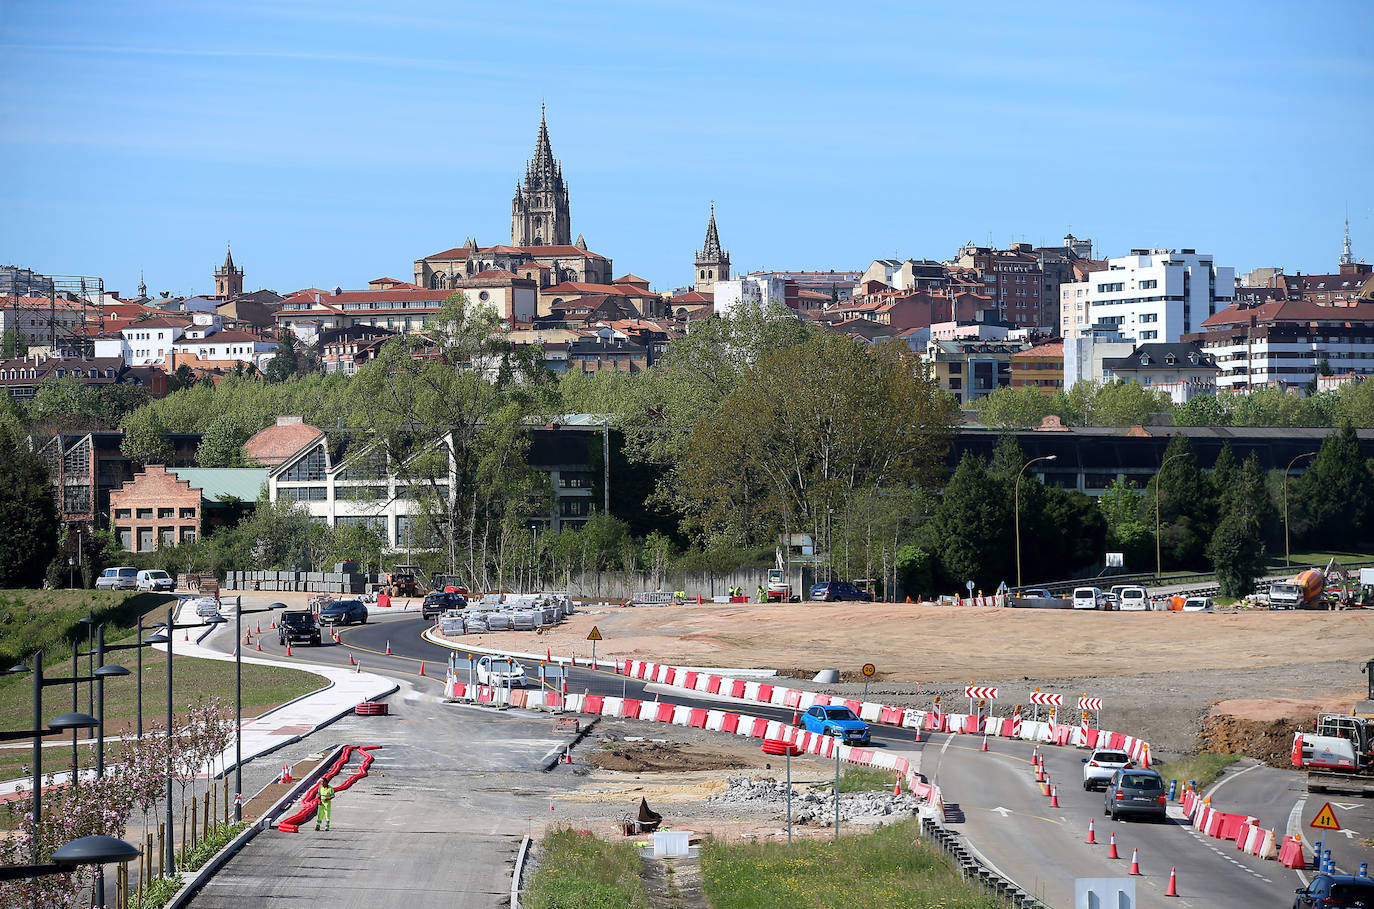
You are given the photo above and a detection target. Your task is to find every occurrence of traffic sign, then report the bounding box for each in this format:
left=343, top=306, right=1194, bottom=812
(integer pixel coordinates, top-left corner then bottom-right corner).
left=587, top=626, right=603, bottom=641
left=966, top=580, right=975, bottom=592
left=861, top=663, right=876, bottom=678
left=964, top=686, right=998, bottom=700
left=1311, top=802, right=1342, bottom=831
left=1030, top=692, right=1063, bottom=706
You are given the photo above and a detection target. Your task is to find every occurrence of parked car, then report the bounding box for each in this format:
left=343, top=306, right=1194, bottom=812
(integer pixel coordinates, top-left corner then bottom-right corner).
left=278, top=610, right=321, bottom=647
left=1020, top=588, right=1056, bottom=599
left=809, top=581, right=875, bottom=603
left=1102, top=770, right=1167, bottom=822
left=475, top=656, right=528, bottom=688
left=421, top=591, right=467, bottom=621
left=95, top=567, right=139, bottom=590
left=317, top=599, right=368, bottom=626
left=1293, top=873, right=1374, bottom=909
left=1101, top=593, right=1120, bottom=610
left=1181, top=596, right=1214, bottom=612
left=1081, top=749, right=1134, bottom=790
left=800, top=705, right=871, bottom=744
left=1072, top=587, right=1105, bottom=610
left=1117, top=587, right=1149, bottom=611
left=136, top=569, right=175, bottom=592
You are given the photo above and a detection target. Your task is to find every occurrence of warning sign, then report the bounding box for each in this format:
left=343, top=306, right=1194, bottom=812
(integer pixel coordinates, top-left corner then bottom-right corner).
left=586, top=626, right=603, bottom=641
left=1310, top=802, right=1342, bottom=831
left=861, top=663, right=876, bottom=678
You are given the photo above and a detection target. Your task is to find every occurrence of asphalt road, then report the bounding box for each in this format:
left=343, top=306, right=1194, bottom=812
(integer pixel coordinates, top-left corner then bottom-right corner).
left=236, top=603, right=1368, bottom=907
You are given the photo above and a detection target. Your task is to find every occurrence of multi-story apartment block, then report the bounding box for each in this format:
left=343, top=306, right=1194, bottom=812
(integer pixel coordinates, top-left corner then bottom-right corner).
left=1009, top=341, right=1065, bottom=396
left=1059, top=249, right=1234, bottom=343
left=953, top=243, right=1044, bottom=329
left=1101, top=342, right=1219, bottom=403
left=926, top=337, right=1030, bottom=405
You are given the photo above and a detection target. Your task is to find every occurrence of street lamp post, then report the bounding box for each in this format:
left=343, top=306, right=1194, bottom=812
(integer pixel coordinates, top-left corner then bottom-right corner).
left=232, top=599, right=279, bottom=821
left=1015, top=454, right=1058, bottom=588
left=0, top=834, right=141, bottom=883
left=1154, top=452, right=1188, bottom=580
left=1284, top=451, right=1317, bottom=569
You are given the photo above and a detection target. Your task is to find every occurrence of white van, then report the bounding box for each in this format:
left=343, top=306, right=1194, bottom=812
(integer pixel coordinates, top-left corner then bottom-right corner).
left=136, top=569, right=175, bottom=592
left=1072, top=586, right=1104, bottom=610
left=1118, top=587, right=1149, bottom=611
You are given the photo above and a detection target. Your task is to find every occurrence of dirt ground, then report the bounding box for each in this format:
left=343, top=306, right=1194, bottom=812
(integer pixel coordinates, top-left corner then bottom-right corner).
left=469, top=601, right=1374, bottom=758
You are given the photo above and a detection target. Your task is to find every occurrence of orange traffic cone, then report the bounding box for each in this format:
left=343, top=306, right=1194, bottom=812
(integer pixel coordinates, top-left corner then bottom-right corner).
left=1128, top=848, right=1140, bottom=875
left=281, top=764, right=293, bottom=784
left=244, top=632, right=252, bottom=644
left=418, top=661, right=425, bottom=676
left=271, top=621, right=276, bottom=629
left=546, top=648, right=552, bottom=662
left=1108, top=831, right=1119, bottom=859
left=914, top=726, right=922, bottom=743
left=1086, top=819, right=1096, bottom=844
left=1049, top=784, right=1059, bottom=807
left=1165, top=866, right=1178, bottom=897
left=981, top=735, right=988, bottom=752
left=349, top=653, right=356, bottom=665
left=385, top=641, right=391, bottom=655
left=792, top=709, right=800, bottom=726
left=183, top=631, right=188, bottom=641
left=1032, top=746, right=1040, bottom=766
left=286, top=643, right=292, bottom=656
left=256, top=640, right=262, bottom=651
left=256, top=623, right=261, bottom=634
left=893, top=776, right=902, bottom=796
left=355, top=661, right=361, bottom=674
left=1036, top=763, right=1045, bottom=782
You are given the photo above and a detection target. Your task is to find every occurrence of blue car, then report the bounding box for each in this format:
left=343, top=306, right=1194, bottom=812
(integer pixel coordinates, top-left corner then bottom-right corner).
left=809, top=580, right=875, bottom=602
left=801, top=705, right=871, bottom=744
left=317, top=598, right=368, bottom=626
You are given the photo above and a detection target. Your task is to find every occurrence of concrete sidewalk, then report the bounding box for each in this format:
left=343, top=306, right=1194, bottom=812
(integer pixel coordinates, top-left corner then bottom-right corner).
left=1, top=599, right=397, bottom=795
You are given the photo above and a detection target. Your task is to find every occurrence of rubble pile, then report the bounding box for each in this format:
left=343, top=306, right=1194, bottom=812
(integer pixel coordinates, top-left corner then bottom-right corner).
left=708, top=775, right=924, bottom=826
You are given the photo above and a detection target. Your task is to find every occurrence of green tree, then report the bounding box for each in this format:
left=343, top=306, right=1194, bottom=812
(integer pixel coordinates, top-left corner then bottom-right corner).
left=1090, top=380, right=1174, bottom=427
left=0, top=427, right=59, bottom=586
left=119, top=406, right=173, bottom=464
left=264, top=331, right=298, bottom=383
left=1208, top=454, right=1270, bottom=596
left=1097, top=475, right=1153, bottom=570
left=0, top=328, right=28, bottom=358
left=971, top=385, right=1066, bottom=430
left=26, top=377, right=107, bottom=432
left=168, top=363, right=197, bottom=392
left=1294, top=423, right=1374, bottom=549
left=1209, top=441, right=1238, bottom=502
left=196, top=411, right=264, bottom=467
left=1173, top=394, right=1232, bottom=426
left=925, top=452, right=1012, bottom=591
left=1150, top=434, right=1214, bottom=570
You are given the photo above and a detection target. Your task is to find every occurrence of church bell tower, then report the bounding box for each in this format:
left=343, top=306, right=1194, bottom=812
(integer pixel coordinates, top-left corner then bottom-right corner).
left=694, top=204, right=729, bottom=293
left=214, top=244, right=244, bottom=299
left=511, top=105, right=571, bottom=247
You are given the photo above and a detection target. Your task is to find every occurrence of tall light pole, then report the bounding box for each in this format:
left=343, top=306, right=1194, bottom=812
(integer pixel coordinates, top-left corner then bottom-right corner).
left=1015, top=454, right=1057, bottom=588
left=232, top=598, right=279, bottom=821
left=1284, top=451, right=1317, bottom=569
left=1154, top=452, right=1188, bottom=579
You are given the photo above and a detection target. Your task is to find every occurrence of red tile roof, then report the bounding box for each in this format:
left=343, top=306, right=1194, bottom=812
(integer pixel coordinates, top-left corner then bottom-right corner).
left=468, top=269, right=521, bottom=280
left=669, top=290, right=713, bottom=304
left=1013, top=341, right=1064, bottom=358
left=1202, top=299, right=1374, bottom=328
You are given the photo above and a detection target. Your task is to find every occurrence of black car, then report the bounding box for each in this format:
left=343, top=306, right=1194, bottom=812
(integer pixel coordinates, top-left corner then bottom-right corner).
left=1294, top=873, right=1374, bottom=908
left=1103, top=770, right=1167, bottom=822
left=421, top=592, right=467, bottom=621
left=278, top=611, right=321, bottom=647
left=318, top=599, right=368, bottom=626
left=809, top=580, right=875, bottom=602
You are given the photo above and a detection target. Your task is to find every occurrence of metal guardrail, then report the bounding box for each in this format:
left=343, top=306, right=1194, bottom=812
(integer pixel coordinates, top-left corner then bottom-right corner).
left=921, top=815, right=1050, bottom=908
left=1013, top=558, right=1374, bottom=599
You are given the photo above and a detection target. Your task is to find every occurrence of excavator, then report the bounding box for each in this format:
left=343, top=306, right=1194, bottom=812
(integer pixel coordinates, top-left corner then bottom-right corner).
left=1292, top=658, right=1374, bottom=796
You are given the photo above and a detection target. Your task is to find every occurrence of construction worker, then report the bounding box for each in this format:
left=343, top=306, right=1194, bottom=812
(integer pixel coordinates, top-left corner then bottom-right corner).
left=314, top=781, right=335, bottom=831
left=756, top=584, right=766, bottom=603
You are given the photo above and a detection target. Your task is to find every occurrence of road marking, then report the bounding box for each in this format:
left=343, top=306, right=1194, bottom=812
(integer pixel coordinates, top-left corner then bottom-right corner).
left=941, top=734, right=953, bottom=755
left=1287, top=796, right=1309, bottom=886
left=1204, top=761, right=1259, bottom=799
left=1338, top=829, right=1361, bottom=839
left=1332, top=802, right=1358, bottom=811
left=991, top=806, right=1011, bottom=817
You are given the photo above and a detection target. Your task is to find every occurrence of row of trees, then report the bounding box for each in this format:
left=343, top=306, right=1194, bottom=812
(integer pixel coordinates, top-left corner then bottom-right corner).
left=0, top=697, right=235, bottom=908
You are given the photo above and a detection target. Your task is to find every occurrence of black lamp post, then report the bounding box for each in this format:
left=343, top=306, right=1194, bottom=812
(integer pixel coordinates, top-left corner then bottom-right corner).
left=144, top=606, right=226, bottom=871
left=100, top=616, right=163, bottom=740
left=230, top=599, right=280, bottom=821
left=0, top=834, right=140, bottom=882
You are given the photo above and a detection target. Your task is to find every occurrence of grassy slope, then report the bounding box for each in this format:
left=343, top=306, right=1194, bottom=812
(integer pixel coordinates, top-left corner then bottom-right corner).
left=525, top=826, right=649, bottom=909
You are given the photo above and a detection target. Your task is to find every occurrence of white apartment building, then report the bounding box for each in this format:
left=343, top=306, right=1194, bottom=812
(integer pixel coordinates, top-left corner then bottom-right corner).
left=1060, top=249, right=1234, bottom=343
left=92, top=318, right=189, bottom=366
left=1189, top=298, right=1374, bottom=392
left=712, top=275, right=791, bottom=317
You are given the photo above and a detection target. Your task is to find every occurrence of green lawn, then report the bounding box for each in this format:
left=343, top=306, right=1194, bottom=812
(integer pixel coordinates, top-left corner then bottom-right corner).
left=702, top=819, right=1000, bottom=909
left=1152, top=753, right=1241, bottom=791
left=815, top=766, right=899, bottom=794
left=525, top=826, right=649, bottom=909
left=1266, top=550, right=1372, bottom=571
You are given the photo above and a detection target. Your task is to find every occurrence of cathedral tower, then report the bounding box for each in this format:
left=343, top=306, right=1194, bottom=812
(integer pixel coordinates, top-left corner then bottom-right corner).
left=214, top=244, right=243, bottom=298
left=511, top=105, right=571, bottom=247
left=693, top=204, right=730, bottom=293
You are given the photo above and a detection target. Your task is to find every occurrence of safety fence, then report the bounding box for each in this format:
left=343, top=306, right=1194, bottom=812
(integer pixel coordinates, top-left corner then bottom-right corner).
left=1180, top=788, right=1280, bottom=862
left=616, top=659, right=1152, bottom=769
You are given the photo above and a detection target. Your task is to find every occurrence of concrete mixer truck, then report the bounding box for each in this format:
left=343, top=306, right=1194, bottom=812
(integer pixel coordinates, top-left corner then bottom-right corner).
left=1269, top=567, right=1327, bottom=609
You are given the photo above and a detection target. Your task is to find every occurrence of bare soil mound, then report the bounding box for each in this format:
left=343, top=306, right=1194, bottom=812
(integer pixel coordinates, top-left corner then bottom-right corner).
left=590, top=741, right=751, bottom=774
left=1198, top=713, right=1312, bottom=768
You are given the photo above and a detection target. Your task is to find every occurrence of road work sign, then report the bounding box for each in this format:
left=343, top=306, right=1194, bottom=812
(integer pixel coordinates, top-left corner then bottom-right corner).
left=587, top=626, right=603, bottom=641
left=1311, top=802, right=1342, bottom=831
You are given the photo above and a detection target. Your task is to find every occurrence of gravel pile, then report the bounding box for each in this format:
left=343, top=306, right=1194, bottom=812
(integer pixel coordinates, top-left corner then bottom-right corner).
left=707, top=775, right=924, bottom=826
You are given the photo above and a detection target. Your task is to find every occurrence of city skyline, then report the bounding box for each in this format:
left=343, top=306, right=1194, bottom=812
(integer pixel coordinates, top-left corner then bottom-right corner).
left=1, top=1, right=1371, bottom=297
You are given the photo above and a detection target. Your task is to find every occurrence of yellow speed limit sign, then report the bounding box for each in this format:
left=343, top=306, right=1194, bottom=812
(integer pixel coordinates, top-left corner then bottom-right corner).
left=861, top=663, right=876, bottom=677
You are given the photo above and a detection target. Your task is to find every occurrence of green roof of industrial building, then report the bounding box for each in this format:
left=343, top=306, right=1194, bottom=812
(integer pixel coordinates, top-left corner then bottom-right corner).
left=168, top=468, right=268, bottom=502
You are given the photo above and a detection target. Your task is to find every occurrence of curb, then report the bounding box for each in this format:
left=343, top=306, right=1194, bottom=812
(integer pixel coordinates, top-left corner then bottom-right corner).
left=510, top=834, right=532, bottom=909
left=420, top=627, right=778, bottom=678
left=165, top=744, right=346, bottom=908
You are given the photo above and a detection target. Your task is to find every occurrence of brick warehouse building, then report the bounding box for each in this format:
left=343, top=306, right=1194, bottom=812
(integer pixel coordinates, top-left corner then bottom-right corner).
left=109, top=465, right=264, bottom=551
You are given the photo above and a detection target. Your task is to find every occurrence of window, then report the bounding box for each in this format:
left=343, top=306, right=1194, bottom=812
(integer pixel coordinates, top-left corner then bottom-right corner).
left=1141, top=330, right=1158, bottom=340
left=136, top=508, right=153, bottom=520
left=1140, top=279, right=1158, bottom=289
left=947, top=362, right=962, bottom=374
left=159, top=527, right=175, bottom=546
left=179, top=507, right=196, bottom=520
left=281, top=446, right=327, bottom=482
left=180, top=527, right=196, bottom=544
left=1140, top=313, right=1157, bottom=323
left=559, top=472, right=593, bottom=489
left=559, top=497, right=592, bottom=518
left=948, top=377, right=962, bottom=390
left=114, top=508, right=131, bottom=519
left=136, top=527, right=153, bottom=551
left=157, top=507, right=174, bottom=519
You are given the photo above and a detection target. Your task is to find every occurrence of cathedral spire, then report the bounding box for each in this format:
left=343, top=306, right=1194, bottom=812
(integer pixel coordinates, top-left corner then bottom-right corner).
left=531, top=102, right=555, bottom=177
left=702, top=203, right=723, bottom=260
left=223, top=242, right=234, bottom=270
left=693, top=203, right=730, bottom=293
left=512, top=105, right=571, bottom=246
left=1341, top=211, right=1354, bottom=266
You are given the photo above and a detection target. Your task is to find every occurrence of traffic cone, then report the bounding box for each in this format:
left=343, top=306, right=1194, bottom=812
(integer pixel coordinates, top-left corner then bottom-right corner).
left=571, top=655, right=577, bottom=667
left=183, top=630, right=188, bottom=641
left=1165, top=867, right=1178, bottom=897
left=231, top=647, right=238, bottom=658
left=1086, top=818, right=1096, bottom=844
left=914, top=726, right=921, bottom=743
left=1129, top=849, right=1140, bottom=875
left=256, top=640, right=262, bottom=651
left=1049, top=784, right=1059, bottom=807
left=271, top=621, right=276, bottom=629
left=1108, top=831, right=1119, bottom=858
left=546, top=648, right=551, bottom=662
left=286, top=644, right=292, bottom=656
left=256, top=623, right=261, bottom=634
left=244, top=632, right=252, bottom=644
left=893, top=776, right=902, bottom=796
left=355, top=661, right=361, bottom=674
left=281, top=764, right=293, bottom=784
left=385, top=641, right=391, bottom=655
left=349, top=653, right=356, bottom=665
left=1032, top=746, right=1040, bottom=766
left=418, top=661, right=425, bottom=677
left=792, top=709, right=800, bottom=726
left=1036, top=763, right=1045, bottom=782
left=981, top=735, right=988, bottom=752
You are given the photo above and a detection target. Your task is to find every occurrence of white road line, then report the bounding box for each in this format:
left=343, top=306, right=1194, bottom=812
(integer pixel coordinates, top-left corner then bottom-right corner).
left=1204, top=761, right=1260, bottom=799
left=940, top=733, right=953, bottom=755
left=1288, top=795, right=1309, bottom=885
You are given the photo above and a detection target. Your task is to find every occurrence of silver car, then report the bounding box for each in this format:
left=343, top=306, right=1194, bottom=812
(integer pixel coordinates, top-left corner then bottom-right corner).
left=1081, top=749, right=1134, bottom=790
left=95, top=567, right=139, bottom=590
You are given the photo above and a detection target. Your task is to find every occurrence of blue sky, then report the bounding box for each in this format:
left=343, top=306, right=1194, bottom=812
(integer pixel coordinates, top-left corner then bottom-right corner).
left=2, top=0, right=1371, bottom=297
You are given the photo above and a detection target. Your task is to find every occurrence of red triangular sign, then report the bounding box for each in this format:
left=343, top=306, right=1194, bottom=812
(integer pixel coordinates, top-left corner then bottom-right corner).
left=1310, top=802, right=1341, bottom=831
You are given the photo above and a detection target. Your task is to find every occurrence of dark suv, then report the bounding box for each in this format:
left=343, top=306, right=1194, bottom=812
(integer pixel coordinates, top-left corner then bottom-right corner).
left=421, top=592, right=466, bottom=621
left=1103, top=770, right=1167, bottom=822
left=1294, top=873, right=1374, bottom=908
left=278, top=611, right=322, bottom=647
left=809, top=580, right=875, bottom=602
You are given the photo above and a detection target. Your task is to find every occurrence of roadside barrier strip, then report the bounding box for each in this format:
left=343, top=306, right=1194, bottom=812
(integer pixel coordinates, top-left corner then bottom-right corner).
left=1180, top=788, right=1279, bottom=861
left=615, top=659, right=1153, bottom=769
left=444, top=672, right=948, bottom=817
left=276, top=744, right=379, bottom=833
